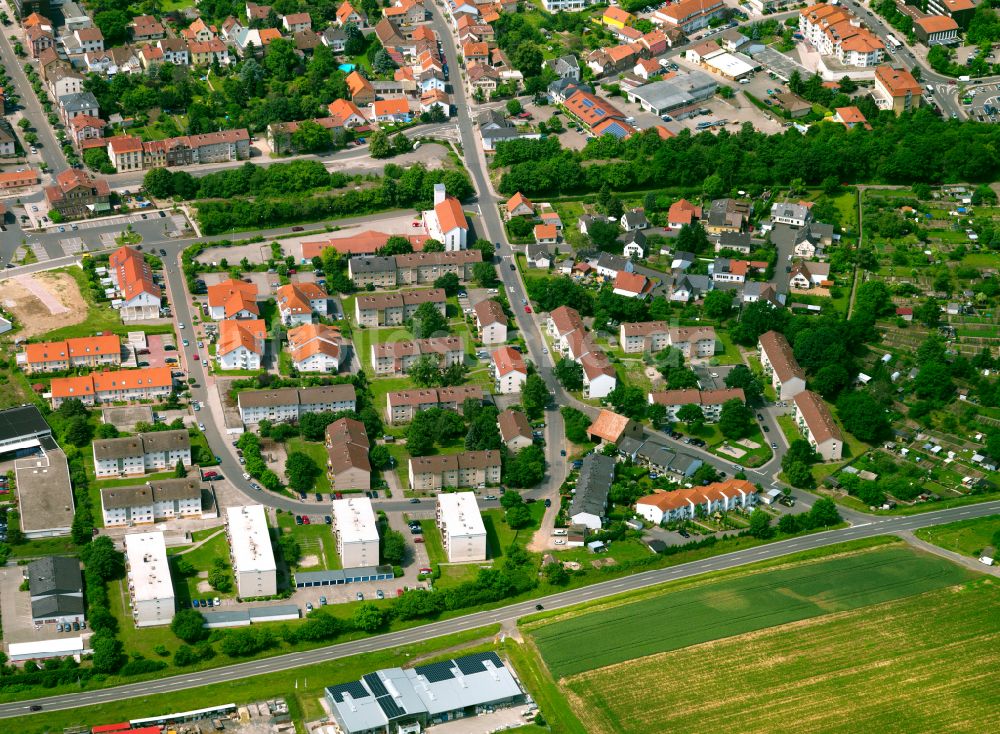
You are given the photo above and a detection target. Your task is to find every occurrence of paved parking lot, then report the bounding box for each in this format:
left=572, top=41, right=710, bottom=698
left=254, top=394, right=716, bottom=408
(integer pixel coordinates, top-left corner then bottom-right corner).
left=0, top=565, right=86, bottom=645
left=197, top=242, right=277, bottom=266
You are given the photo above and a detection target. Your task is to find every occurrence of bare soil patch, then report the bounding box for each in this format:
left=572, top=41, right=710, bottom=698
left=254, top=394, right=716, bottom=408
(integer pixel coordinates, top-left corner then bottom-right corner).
left=0, top=272, right=88, bottom=338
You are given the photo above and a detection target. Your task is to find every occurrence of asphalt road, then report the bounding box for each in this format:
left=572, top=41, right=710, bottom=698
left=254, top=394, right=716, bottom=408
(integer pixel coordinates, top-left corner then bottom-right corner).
left=3, top=498, right=997, bottom=717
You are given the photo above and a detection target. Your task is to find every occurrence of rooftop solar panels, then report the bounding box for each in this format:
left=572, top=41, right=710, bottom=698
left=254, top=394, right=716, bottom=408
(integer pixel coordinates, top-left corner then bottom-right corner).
left=376, top=695, right=406, bottom=720
left=414, top=660, right=456, bottom=683
left=327, top=680, right=370, bottom=703
left=364, top=673, right=388, bottom=697
left=455, top=651, right=504, bottom=676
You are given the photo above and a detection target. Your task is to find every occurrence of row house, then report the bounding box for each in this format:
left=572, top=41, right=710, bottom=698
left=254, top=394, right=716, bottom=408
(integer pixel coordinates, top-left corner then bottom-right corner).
left=793, top=390, right=843, bottom=461
left=101, top=479, right=202, bottom=527
left=354, top=288, right=446, bottom=327
left=286, top=323, right=344, bottom=373
left=386, top=385, right=485, bottom=424
left=648, top=387, right=746, bottom=422
left=109, top=245, right=161, bottom=321
left=20, top=334, right=121, bottom=374
left=372, top=337, right=464, bottom=376
left=48, top=367, right=175, bottom=408
left=347, top=250, right=483, bottom=287
left=217, top=319, right=267, bottom=370
left=385, top=0, right=428, bottom=25
left=408, top=450, right=501, bottom=490
left=92, top=430, right=192, bottom=478
left=275, top=282, right=329, bottom=326
left=84, top=46, right=143, bottom=76
left=616, top=437, right=702, bottom=480
left=107, top=129, right=251, bottom=171
left=491, top=345, right=527, bottom=394
left=26, top=23, right=55, bottom=59
left=758, top=330, right=806, bottom=400
left=236, top=384, right=357, bottom=425
left=189, top=38, right=230, bottom=66
left=652, top=0, right=726, bottom=33
left=325, top=417, right=371, bottom=492
left=44, top=168, right=111, bottom=219
left=635, top=479, right=759, bottom=524
left=48, top=66, right=85, bottom=100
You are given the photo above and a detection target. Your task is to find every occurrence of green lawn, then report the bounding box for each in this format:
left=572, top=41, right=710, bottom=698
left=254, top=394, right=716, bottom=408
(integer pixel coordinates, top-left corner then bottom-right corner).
left=166, top=531, right=237, bottom=602
left=419, top=519, right=448, bottom=566
left=352, top=325, right=415, bottom=375
left=286, top=437, right=332, bottom=493
left=531, top=546, right=974, bottom=678
left=277, top=512, right=341, bottom=570
left=915, top=515, right=1000, bottom=558
left=713, top=329, right=743, bottom=365
left=563, top=582, right=1000, bottom=734
left=776, top=413, right=801, bottom=446
left=483, top=504, right=545, bottom=559
left=9, top=535, right=80, bottom=559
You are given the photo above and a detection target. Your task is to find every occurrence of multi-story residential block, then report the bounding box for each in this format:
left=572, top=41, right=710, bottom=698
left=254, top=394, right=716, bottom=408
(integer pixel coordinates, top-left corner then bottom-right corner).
left=636, top=479, right=758, bottom=524
left=355, top=288, right=446, bottom=327
left=100, top=478, right=202, bottom=527
left=107, top=134, right=144, bottom=172
left=619, top=321, right=671, bottom=354
left=48, top=367, right=174, bottom=408
left=326, top=417, right=371, bottom=491
left=648, top=388, right=746, bottom=422
left=491, top=345, right=527, bottom=394
left=498, top=408, right=533, bottom=451
left=48, top=66, right=85, bottom=99
left=123, top=531, right=174, bottom=626
left=793, top=390, right=843, bottom=461
left=92, top=430, right=191, bottom=478
left=67, top=114, right=105, bottom=147
left=107, top=130, right=252, bottom=171
left=236, top=384, right=357, bottom=424
left=44, top=169, right=111, bottom=219
left=799, top=3, right=884, bottom=67
left=874, top=65, right=922, bottom=114
left=58, top=91, right=99, bottom=126
left=546, top=305, right=585, bottom=351
left=332, top=497, right=379, bottom=567
left=206, top=278, right=259, bottom=320
left=286, top=323, right=343, bottom=373
left=652, top=0, right=726, bottom=33
left=667, top=326, right=717, bottom=359
left=385, top=385, right=484, bottom=424
left=473, top=299, right=508, bottom=344
left=372, top=337, right=464, bottom=376
left=109, top=245, right=161, bottom=320
left=20, top=334, right=120, bottom=373
left=435, top=491, right=487, bottom=561
left=410, top=451, right=501, bottom=491
left=276, top=282, right=328, bottom=325
left=217, top=319, right=266, bottom=370
left=226, top=505, right=277, bottom=598
left=758, top=330, right=806, bottom=400
left=347, top=251, right=483, bottom=287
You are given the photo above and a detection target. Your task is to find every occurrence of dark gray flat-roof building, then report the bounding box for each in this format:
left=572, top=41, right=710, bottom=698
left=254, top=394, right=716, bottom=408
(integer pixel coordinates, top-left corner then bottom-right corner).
left=0, top=405, right=52, bottom=458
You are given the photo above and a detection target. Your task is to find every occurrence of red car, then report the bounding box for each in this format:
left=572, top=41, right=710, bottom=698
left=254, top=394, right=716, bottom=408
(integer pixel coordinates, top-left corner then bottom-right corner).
left=419, top=568, right=432, bottom=575
left=414, top=537, right=424, bottom=543
left=524, top=306, right=532, bottom=313
left=302, top=516, right=311, bottom=525
left=411, top=221, right=421, bottom=228
left=193, top=353, right=200, bottom=360
left=203, top=471, right=218, bottom=479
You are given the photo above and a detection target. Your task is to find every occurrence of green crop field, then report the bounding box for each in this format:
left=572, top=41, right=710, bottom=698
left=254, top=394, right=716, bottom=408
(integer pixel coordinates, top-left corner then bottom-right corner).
left=915, top=515, right=1000, bottom=558
left=532, top=547, right=973, bottom=678
left=563, top=582, right=1000, bottom=734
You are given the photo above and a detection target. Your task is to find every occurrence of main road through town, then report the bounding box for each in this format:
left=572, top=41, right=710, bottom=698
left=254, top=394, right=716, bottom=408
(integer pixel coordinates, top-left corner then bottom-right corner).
left=2, top=498, right=997, bottom=717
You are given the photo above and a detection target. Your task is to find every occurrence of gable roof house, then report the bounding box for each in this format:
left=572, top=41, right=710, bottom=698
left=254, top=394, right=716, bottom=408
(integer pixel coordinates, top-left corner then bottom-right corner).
left=206, top=279, right=259, bottom=320
left=498, top=409, right=533, bottom=451
left=569, top=453, right=616, bottom=530
left=108, top=246, right=161, bottom=321
left=588, top=409, right=643, bottom=445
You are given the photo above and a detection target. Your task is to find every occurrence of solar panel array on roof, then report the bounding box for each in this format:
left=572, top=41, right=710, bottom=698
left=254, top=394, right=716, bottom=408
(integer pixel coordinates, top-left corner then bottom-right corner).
left=414, top=660, right=456, bottom=683
left=376, top=695, right=406, bottom=720
left=364, top=672, right=388, bottom=697
left=455, top=651, right=504, bottom=676
left=327, top=680, right=370, bottom=702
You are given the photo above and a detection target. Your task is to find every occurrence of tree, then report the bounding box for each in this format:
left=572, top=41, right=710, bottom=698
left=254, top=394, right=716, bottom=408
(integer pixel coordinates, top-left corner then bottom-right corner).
left=372, top=48, right=397, bottom=75
left=95, top=10, right=131, bottom=46
left=647, top=402, right=667, bottom=427
left=587, top=218, right=621, bottom=249
left=434, top=272, right=460, bottom=296
left=500, top=490, right=524, bottom=509
left=553, top=358, right=583, bottom=391
left=171, top=609, right=208, bottom=643
left=174, top=459, right=186, bottom=478
left=409, top=354, right=444, bottom=388
left=505, top=503, right=533, bottom=529
left=562, top=406, right=591, bottom=443
left=747, top=508, right=773, bottom=539
left=369, top=444, right=391, bottom=470
left=677, top=403, right=705, bottom=431
left=543, top=562, right=569, bottom=585
left=64, top=415, right=93, bottom=447
left=724, top=365, right=763, bottom=404
left=812, top=363, right=850, bottom=400
left=608, top=384, right=647, bottom=421
left=368, top=130, right=392, bottom=159
left=208, top=559, right=233, bottom=593
left=407, top=301, right=448, bottom=338
left=91, top=633, right=125, bottom=674
left=473, top=261, right=498, bottom=287
left=504, top=445, right=546, bottom=488
left=520, top=374, right=550, bottom=418
left=718, top=399, right=753, bottom=440
left=506, top=98, right=522, bottom=116
left=422, top=238, right=445, bottom=253
left=914, top=298, right=941, bottom=328
left=382, top=529, right=406, bottom=565
left=291, top=120, right=333, bottom=153
left=278, top=534, right=302, bottom=565
left=808, top=497, right=841, bottom=528
left=784, top=460, right=815, bottom=488
left=703, top=289, right=732, bottom=320
left=913, top=361, right=954, bottom=403
left=352, top=603, right=387, bottom=632
left=285, top=451, right=320, bottom=492
left=343, top=22, right=366, bottom=55
left=144, top=167, right=175, bottom=198
left=81, top=536, right=125, bottom=581
left=676, top=222, right=710, bottom=253
left=836, top=391, right=890, bottom=442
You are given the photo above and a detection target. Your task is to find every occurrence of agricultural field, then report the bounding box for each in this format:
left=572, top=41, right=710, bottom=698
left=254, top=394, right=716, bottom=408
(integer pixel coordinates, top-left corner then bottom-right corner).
left=915, top=514, right=1000, bottom=558
left=531, top=546, right=973, bottom=679
left=562, top=581, right=1000, bottom=734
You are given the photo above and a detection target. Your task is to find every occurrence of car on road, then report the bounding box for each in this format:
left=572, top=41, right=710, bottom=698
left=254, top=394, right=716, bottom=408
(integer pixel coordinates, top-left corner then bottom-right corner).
left=193, top=353, right=200, bottom=360
left=542, top=348, right=548, bottom=354
left=182, top=339, right=189, bottom=347
left=771, top=442, right=778, bottom=449
left=292, top=226, right=304, bottom=232
left=409, top=498, right=421, bottom=503
left=509, top=263, right=516, bottom=270
left=544, top=498, right=551, bottom=507
left=243, top=472, right=251, bottom=480
left=763, top=425, right=770, bottom=432
left=160, top=248, right=167, bottom=256
left=524, top=306, right=532, bottom=313
left=178, top=323, right=185, bottom=329
left=560, top=449, right=566, bottom=456
left=198, top=423, right=206, bottom=431
left=30, top=705, right=42, bottom=712
left=414, top=536, right=424, bottom=543
left=484, top=494, right=498, bottom=500
left=757, top=414, right=764, bottom=420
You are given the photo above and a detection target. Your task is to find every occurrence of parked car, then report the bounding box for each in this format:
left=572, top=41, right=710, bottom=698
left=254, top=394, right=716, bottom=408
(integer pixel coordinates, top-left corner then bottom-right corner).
left=306, top=602, right=313, bottom=612
left=295, top=515, right=303, bottom=525
left=376, top=590, right=385, bottom=600
left=356, top=592, right=364, bottom=601
left=319, top=596, right=327, bottom=605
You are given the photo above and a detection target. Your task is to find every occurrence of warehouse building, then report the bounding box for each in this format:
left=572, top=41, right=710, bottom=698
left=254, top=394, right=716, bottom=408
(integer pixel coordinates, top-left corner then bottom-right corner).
left=14, top=441, right=75, bottom=538
left=226, top=505, right=277, bottom=598
left=0, top=404, right=52, bottom=459
left=123, top=531, right=175, bottom=627
left=27, top=556, right=84, bottom=626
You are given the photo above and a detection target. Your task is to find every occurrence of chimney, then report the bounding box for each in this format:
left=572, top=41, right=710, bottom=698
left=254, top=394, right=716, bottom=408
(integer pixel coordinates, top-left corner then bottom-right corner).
left=433, top=183, right=446, bottom=206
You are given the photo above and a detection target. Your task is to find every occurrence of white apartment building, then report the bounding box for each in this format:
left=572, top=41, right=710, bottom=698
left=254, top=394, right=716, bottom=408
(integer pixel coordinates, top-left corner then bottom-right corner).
left=472, top=299, right=508, bottom=345
left=798, top=3, right=884, bottom=68
left=667, top=327, right=717, bottom=359
left=237, top=384, right=357, bottom=425
left=226, top=505, right=277, bottom=598
left=123, top=531, right=175, bottom=626
left=542, top=0, right=588, bottom=11
left=491, top=346, right=527, bottom=394
left=619, top=321, right=670, bottom=354
left=92, top=430, right=191, bottom=478
left=101, top=479, right=203, bottom=527
left=436, top=492, right=487, bottom=562
left=758, top=330, right=807, bottom=400
left=332, top=497, right=380, bottom=568
left=793, top=390, right=843, bottom=461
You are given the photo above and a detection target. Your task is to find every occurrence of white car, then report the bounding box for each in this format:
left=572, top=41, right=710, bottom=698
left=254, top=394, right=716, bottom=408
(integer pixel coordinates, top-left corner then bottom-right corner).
left=242, top=472, right=251, bottom=480
left=554, top=539, right=566, bottom=546
left=198, top=422, right=206, bottom=431
left=178, top=323, right=185, bottom=329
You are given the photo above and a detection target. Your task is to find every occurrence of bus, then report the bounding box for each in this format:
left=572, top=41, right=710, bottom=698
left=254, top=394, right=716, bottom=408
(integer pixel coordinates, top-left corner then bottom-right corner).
left=886, top=35, right=902, bottom=51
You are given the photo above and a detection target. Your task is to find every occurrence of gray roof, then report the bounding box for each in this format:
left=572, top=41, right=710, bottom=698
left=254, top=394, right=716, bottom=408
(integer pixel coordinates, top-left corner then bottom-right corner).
left=594, top=252, right=631, bottom=273
left=32, top=594, right=85, bottom=620
left=676, top=274, right=711, bottom=293
left=59, top=91, right=99, bottom=112
left=348, top=256, right=396, bottom=274
left=322, top=27, right=346, bottom=41
left=326, top=652, right=523, bottom=734
left=92, top=435, right=143, bottom=460
left=617, top=435, right=644, bottom=456
left=101, top=478, right=201, bottom=509
left=28, top=557, right=82, bottom=597
left=93, top=429, right=189, bottom=459
left=526, top=242, right=551, bottom=261
left=295, top=565, right=393, bottom=585
left=570, top=453, right=615, bottom=519
left=237, top=384, right=356, bottom=409
left=0, top=405, right=50, bottom=444
left=770, top=201, right=810, bottom=221
left=140, top=429, right=190, bottom=453
left=716, top=231, right=752, bottom=249
left=628, top=71, right=717, bottom=112
left=548, top=78, right=591, bottom=98
left=635, top=441, right=676, bottom=470
left=481, top=127, right=520, bottom=142
left=621, top=229, right=647, bottom=246
left=478, top=108, right=511, bottom=129
left=622, top=211, right=648, bottom=228
left=547, top=55, right=579, bottom=74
